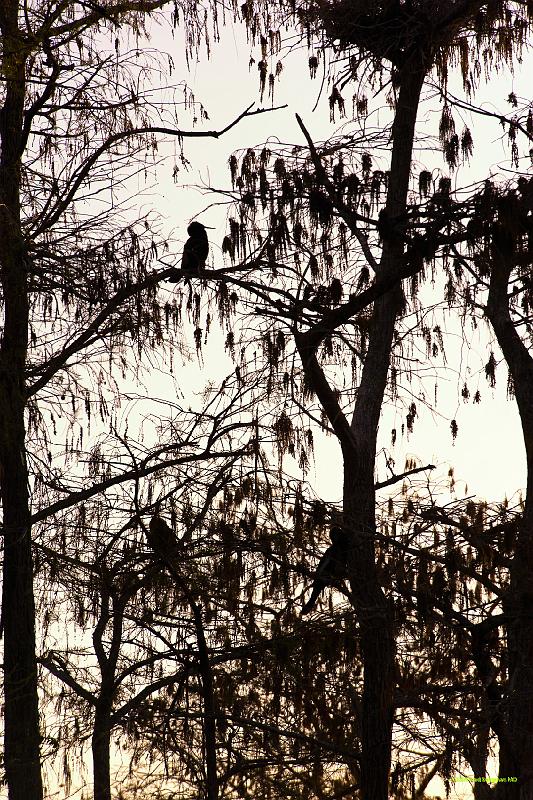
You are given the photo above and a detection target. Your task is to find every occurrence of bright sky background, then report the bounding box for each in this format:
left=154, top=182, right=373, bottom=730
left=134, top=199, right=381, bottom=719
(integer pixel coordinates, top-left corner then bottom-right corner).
left=138, top=14, right=530, bottom=514
left=139, top=26, right=531, bottom=796
left=23, top=11, right=532, bottom=799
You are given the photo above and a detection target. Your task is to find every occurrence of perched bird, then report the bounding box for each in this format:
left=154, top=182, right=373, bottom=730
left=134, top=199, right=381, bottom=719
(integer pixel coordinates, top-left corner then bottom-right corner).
left=301, top=526, right=351, bottom=615
left=146, top=514, right=177, bottom=559
left=168, top=222, right=211, bottom=282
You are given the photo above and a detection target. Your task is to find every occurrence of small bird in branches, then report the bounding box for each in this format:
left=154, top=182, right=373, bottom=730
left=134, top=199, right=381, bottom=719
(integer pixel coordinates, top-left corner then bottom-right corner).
left=301, top=526, right=351, bottom=614
left=168, top=222, right=212, bottom=281
left=146, top=514, right=177, bottom=559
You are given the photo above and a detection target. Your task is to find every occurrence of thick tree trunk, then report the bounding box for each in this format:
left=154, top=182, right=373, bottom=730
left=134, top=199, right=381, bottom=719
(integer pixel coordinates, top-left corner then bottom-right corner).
left=0, top=436, right=42, bottom=800
left=486, top=256, right=533, bottom=799
left=158, top=556, right=218, bottom=799
left=193, top=602, right=218, bottom=800
left=342, top=64, right=426, bottom=800
left=92, top=707, right=112, bottom=800
left=343, top=290, right=401, bottom=800
left=296, top=61, right=426, bottom=799
left=0, top=3, right=43, bottom=798
left=342, top=270, right=403, bottom=800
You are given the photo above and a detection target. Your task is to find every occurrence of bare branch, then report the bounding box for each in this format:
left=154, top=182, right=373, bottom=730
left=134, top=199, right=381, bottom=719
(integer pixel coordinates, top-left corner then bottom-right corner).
left=31, top=444, right=249, bottom=524
left=295, top=112, right=379, bottom=273
left=32, top=104, right=287, bottom=237
left=375, top=463, right=435, bottom=490
left=39, top=654, right=96, bottom=706
left=27, top=267, right=174, bottom=395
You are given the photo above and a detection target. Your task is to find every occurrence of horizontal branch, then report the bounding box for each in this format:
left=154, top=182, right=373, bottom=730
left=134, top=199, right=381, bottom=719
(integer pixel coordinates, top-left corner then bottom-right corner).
left=375, top=463, right=435, bottom=490
left=298, top=253, right=426, bottom=352
left=32, top=103, right=286, bottom=237
left=31, top=445, right=247, bottom=524
left=111, top=669, right=185, bottom=726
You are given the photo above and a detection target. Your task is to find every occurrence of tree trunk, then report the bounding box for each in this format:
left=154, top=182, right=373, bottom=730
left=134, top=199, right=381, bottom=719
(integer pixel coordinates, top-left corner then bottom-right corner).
left=343, top=286, right=401, bottom=800
left=92, top=706, right=112, bottom=800
left=163, top=559, right=218, bottom=799
left=194, top=605, right=218, bottom=800
left=342, top=64, right=426, bottom=800
left=486, top=255, right=533, bottom=799
left=0, top=2, right=43, bottom=798
left=296, top=59, right=426, bottom=799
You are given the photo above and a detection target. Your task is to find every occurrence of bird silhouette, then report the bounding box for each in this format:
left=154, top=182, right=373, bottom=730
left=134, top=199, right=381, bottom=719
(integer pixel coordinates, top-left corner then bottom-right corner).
left=301, top=526, right=351, bottom=614
left=168, top=222, right=211, bottom=282
left=146, top=514, right=177, bottom=559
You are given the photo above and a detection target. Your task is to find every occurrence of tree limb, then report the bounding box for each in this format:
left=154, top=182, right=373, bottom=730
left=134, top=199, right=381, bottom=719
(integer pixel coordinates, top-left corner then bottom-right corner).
left=32, top=104, right=286, bottom=238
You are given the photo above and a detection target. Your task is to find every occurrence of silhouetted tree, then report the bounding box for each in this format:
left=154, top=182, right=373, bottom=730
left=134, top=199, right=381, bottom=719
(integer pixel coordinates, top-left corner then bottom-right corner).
left=199, top=2, right=533, bottom=797
left=0, top=2, right=276, bottom=797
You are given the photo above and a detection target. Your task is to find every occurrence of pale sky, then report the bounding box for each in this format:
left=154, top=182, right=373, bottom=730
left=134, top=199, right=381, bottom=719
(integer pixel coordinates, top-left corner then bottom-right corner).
left=138, top=16, right=530, bottom=509
left=19, top=12, right=532, bottom=800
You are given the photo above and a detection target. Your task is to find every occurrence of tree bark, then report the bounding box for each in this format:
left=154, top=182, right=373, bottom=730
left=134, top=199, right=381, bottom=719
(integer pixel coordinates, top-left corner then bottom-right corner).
left=345, top=63, right=425, bottom=800
left=163, top=557, right=218, bottom=800
left=92, top=705, right=113, bottom=800
left=191, top=602, right=218, bottom=800
left=486, top=254, right=533, bottom=798
left=296, top=61, right=426, bottom=799
left=91, top=579, right=122, bottom=800
left=0, top=2, right=43, bottom=798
